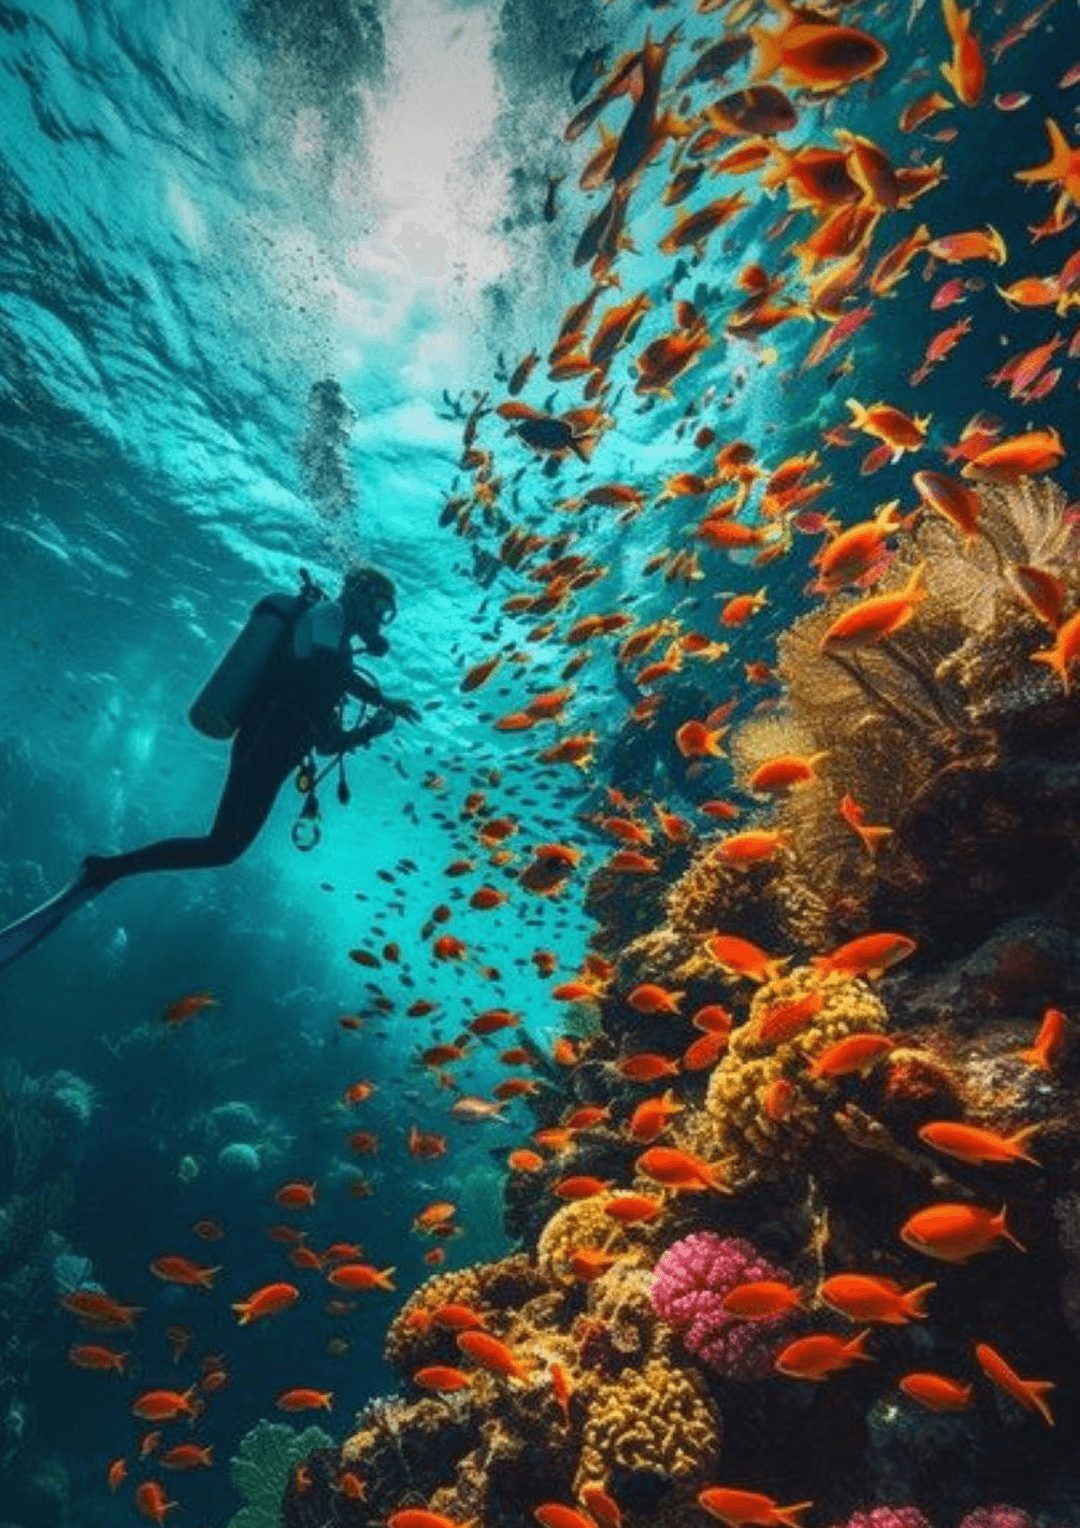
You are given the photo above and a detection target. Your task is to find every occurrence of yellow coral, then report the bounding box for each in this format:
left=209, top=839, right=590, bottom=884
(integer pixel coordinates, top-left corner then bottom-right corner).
left=384, top=1254, right=548, bottom=1370
left=575, top=1356, right=721, bottom=1493
left=536, top=1193, right=660, bottom=1286
left=695, top=964, right=890, bottom=1184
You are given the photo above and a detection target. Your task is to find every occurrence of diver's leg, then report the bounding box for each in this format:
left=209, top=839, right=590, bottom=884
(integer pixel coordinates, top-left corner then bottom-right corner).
left=81, top=710, right=311, bottom=887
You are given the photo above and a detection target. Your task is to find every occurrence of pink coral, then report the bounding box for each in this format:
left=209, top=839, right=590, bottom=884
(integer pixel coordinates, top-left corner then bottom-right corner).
left=650, top=1232, right=797, bottom=1381
left=956, top=1512, right=1034, bottom=1528
left=829, top=1513, right=932, bottom=1528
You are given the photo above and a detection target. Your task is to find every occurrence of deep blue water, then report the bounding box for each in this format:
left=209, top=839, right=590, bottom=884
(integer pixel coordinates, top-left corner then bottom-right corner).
left=1, top=0, right=1080, bottom=1524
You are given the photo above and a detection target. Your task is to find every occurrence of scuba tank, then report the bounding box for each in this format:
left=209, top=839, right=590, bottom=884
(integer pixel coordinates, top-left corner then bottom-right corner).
left=188, top=569, right=325, bottom=740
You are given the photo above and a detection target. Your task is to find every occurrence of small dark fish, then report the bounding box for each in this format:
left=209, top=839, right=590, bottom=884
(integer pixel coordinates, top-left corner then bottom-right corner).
left=708, top=85, right=798, bottom=137
left=543, top=174, right=563, bottom=223
left=676, top=33, right=753, bottom=89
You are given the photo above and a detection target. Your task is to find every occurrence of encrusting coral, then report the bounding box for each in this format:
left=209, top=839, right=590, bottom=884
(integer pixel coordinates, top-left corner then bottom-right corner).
left=576, top=1355, right=721, bottom=1495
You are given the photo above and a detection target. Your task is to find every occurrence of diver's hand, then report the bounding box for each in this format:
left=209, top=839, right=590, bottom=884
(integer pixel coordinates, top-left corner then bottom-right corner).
left=384, top=696, right=420, bottom=723
left=345, top=710, right=396, bottom=749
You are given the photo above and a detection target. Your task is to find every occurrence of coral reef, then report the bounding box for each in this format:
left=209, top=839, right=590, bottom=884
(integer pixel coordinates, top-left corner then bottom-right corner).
left=284, top=471, right=1080, bottom=1528
left=229, top=1420, right=334, bottom=1528
left=650, top=1233, right=797, bottom=1380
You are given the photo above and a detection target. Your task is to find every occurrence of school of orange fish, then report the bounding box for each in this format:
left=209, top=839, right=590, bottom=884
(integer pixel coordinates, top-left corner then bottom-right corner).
left=58, top=0, right=1080, bottom=1521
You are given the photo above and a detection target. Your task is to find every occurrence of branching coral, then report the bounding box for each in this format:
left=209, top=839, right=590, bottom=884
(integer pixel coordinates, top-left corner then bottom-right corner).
left=576, top=1356, right=721, bottom=1494
left=650, top=1232, right=797, bottom=1381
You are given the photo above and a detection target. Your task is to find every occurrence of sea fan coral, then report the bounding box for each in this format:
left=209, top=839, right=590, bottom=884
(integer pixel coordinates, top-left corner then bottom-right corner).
left=650, top=1232, right=797, bottom=1380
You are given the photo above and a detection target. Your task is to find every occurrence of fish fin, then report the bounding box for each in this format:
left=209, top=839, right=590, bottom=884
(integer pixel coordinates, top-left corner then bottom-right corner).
left=775, top=1503, right=815, bottom=1528
left=0, top=876, right=98, bottom=974
left=903, top=1281, right=937, bottom=1319
left=747, top=24, right=785, bottom=82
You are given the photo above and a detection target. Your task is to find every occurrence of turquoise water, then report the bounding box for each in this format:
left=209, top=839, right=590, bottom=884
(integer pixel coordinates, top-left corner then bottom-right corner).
left=1, top=0, right=1079, bottom=1524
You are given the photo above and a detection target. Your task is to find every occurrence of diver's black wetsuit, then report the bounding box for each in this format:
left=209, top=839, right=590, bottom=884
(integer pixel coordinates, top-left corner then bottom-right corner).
left=83, top=597, right=387, bottom=888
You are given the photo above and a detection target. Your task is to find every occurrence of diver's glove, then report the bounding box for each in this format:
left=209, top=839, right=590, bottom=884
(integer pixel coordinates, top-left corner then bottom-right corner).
left=347, top=709, right=397, bottom=749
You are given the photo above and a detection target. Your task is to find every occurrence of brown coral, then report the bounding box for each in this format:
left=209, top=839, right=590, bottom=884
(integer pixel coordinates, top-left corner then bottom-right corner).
left=384, top=1254, right=550, bottom=1371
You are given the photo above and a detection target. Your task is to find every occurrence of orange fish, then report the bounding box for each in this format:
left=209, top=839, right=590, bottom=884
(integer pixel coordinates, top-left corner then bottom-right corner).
left=135, top=1482, right=177, bottom=1527
left=554, top=1175, right=614, bottom=1201
left=720, top=1280, right=802, bottom=1319
left=231, top=1281, right=300, bottom=1324
left=274, top=1181, right=317, bottom=1210
left=413, top=1366, right=472, bottom=1391
left=819, top=1274, right=935, bottom=1324
left=580, top=1487, right=620, bottom=1528
left=698, top=1486, right=813, bottom=1528
left=413, top=1202, right=458, bottom=1232
left=961, top=428, right=1065, bottom=482
left=343, top=1080, right=377, bottom=1105
left=762, top=1078, right=797, bottom=1122
left=1008, top=566, right=1065, bottom=629
left=750, top=13, right=886, bottom=92
left=509, top=1149, right=546, bottom=1173
left=603, top=1193, right=664, bottom=1223
left=551, top=1361, right=573, bottom=1424
left=140, top=1429, right=163, bottom=1458
left=636, top=1146, right=730, bottom=1193
left=161, top=991, right=218, bottom=1027
left=131, top=1387, right=199, bottom=1422
left=607, top=851, right=660, bottom=873
left=812, top=932, right=916, bottom=979
left=106, top=1456, right=127, bottom=1491
left=617, top=1052, right=681, bottom=1083
left=899, top=1371, right=973, bottom=1411
left=912, top=470, right=982, bottom=540
left=807, top=1033, right=894, bottom=1078
left=692, top=1004, right=734, bottom=1034
left=149, top=1256, right=220, bottom=1290
left=535, top=1506, right=597, bottom=1528
left=328, top=1263, right=396, bottom=1291
left=675, top=719, right=727, bottom=758
left=1030, top=610, right=1080, bottom=692
left=408, top=1126, right=448, bottom=1158
left=974, top=1341, right=1055, bottom=1427
left=917, top=1120, right=1040, bottom=1166
left=683, top=1030, right=730, bottom=1071
left=707, top=934, right=785, bottom=984
left=457, top=1329, right=532, bottom=1381
left=461, top=656, right=502, bottom=692
left=192, top=1218, right=224, bottom=1240
left=940, top=0, right=985, bottom=105
left=900, top=1203, right=1023, bottom=1263
left=159, top=1443, right=213, bottom=1470
left=1018, top=1006, right=1067, bottom=1070
left=627, top=982, right=683, bottom=1015
left=753, top=992, right=824, bottom=1048
left=563, top=1105, right=610, bottom=1130
left=567, top=1248, right=620, bottom=1282
left=774, top=1329, right=873, bottom=1380
left=820, top=564, right=927, bottom=651
left=927, top=225, right=1007, bottom=264
left=714, top=830, right=788, bottom=865
left=68, top=1343, right=128, bottom=1373
left=748, top=753, right=828, bottom=793
left=838, top=795, right=893, bottom=856
left=628, top=1090, right=684, bottom=1142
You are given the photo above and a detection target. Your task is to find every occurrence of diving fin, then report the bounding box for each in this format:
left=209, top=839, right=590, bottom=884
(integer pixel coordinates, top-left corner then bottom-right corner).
left=0, top=877, right=98, bottom=975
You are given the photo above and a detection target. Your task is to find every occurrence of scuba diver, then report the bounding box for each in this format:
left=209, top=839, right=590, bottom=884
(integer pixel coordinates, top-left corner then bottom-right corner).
left=0, top=565, right=418, bottom=971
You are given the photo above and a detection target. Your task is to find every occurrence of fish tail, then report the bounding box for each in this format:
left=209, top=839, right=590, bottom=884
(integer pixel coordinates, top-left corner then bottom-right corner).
left=995, top=1206, right=1025, bottom=1252
left=231, top=1302, right=251, bottom=1324
left=1008, top=1122, right=1042, bottom=1164
left=1025, top=1378, right=1057, bottom=1426
left=377, top=1266, right=397, bottom=1291
left=903, top=1281, right=937, bottom=1319
left=1030, top=643, right=1068, bottom=693
left=747, top=24, right=784, bottom=82
left=1016, top=1042, right=1052, bottom=1070
left=847, top=1328, right=875, bottom=1360
left=775, top=1502, right=815, bottom=1528
left=845, top=397, right=869, bottom=429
